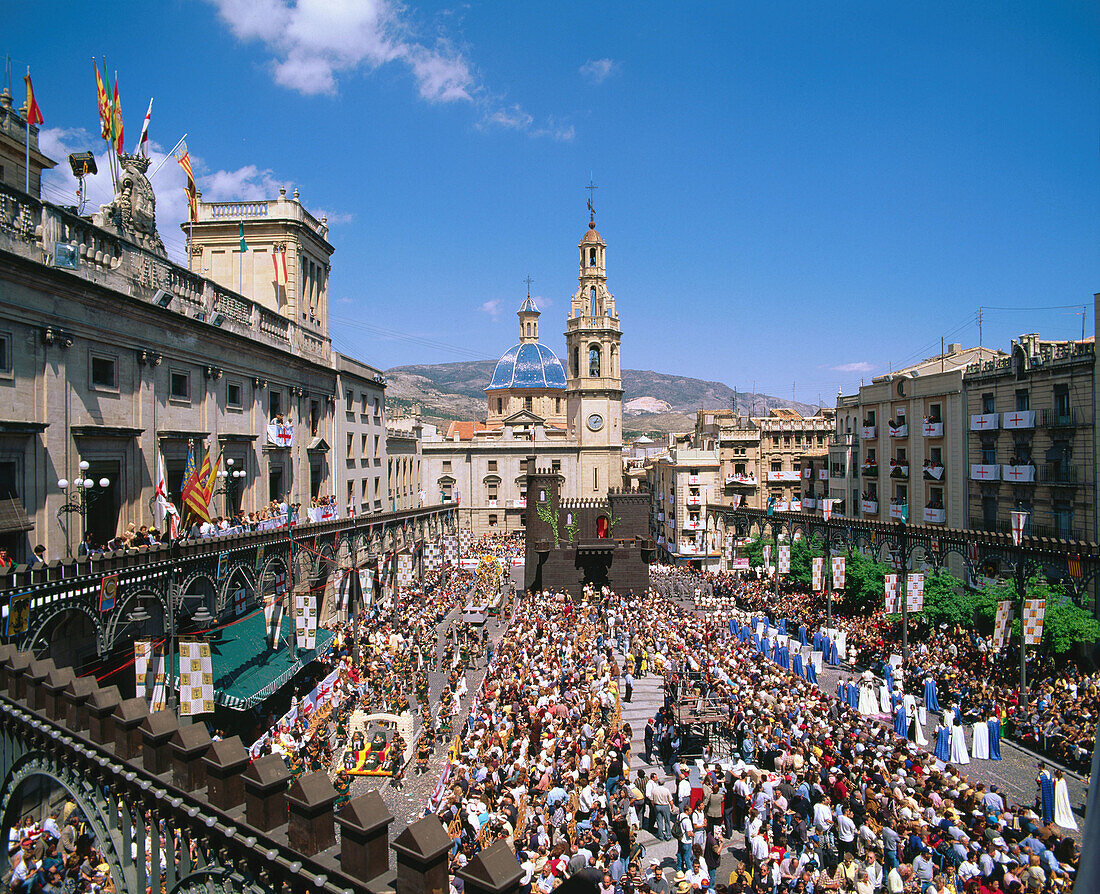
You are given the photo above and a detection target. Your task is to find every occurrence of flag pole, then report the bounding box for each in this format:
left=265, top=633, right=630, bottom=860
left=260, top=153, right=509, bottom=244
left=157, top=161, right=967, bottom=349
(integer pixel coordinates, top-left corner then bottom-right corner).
left=24, top=67, right=31, bottom=195
left=149, top=132, right=186, bottom=179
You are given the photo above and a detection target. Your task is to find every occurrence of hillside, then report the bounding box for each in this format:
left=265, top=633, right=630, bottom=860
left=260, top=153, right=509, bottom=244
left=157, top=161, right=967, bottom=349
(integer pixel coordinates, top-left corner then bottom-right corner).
left=384, top=360, right=819, bottom=435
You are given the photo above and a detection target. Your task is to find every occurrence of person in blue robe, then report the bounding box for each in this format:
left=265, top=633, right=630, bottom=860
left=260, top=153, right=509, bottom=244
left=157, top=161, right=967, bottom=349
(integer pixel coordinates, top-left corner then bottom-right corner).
left=923, top=677, right=940, bottom=713
left=813, top=631, right=822, bottom=652
left=988, top=717, right=1002, bottom=761
left=837, top=680, right=846, bottom=701
left=806, top=662, right=818, bottom=685
left=798, top=625, right=808, bottom=647
left=1038, top=764, right=1055, bottom=825
left=893, top=703, right=907, bottom=738
left=934, top=725, right=950, bottom=762
left=792, top=653, right=803, bottom=678
left=846, top=681, right=858, bottom=709
left=778, top=619, right=787, bottom=635
left=778, top=645, right=789, bottom=669
left=884, top=663, right=895, bottom=692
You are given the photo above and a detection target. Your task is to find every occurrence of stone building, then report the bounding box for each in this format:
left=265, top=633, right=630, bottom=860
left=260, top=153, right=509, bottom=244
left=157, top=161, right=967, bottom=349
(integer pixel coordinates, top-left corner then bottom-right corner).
left=0, top=87, right=54, bottom=197
left=385, top=415, right=424, bottom=513
left=828, top=344, right=1001, bottom=528
left=421, top=212, right=624, bottom=536
left=0, top=94, right=388, bottom=559
left=647, top=446, right=722, bottom=567
left=963, top=333, right=1095, bottom=542
left=335, top=354, right=388, bottom=516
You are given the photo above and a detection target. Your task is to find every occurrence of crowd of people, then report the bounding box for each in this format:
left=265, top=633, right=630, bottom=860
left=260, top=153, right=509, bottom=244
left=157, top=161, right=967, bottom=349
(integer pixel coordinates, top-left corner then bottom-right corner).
left=421, top=581, right=1082, bottom=894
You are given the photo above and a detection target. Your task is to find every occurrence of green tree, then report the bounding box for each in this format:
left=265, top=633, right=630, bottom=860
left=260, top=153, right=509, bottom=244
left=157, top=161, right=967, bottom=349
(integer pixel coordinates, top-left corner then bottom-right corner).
left=978, top=572, right=1099, bottom=654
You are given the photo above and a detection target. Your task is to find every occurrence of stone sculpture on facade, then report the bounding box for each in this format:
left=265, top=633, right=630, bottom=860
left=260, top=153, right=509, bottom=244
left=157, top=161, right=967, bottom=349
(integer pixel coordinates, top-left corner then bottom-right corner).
left=94, top=153, right=166, bottom=256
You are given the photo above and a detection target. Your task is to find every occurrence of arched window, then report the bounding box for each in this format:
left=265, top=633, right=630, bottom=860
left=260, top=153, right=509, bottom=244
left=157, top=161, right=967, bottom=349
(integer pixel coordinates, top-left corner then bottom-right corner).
left=573, top=347, right=579, bottom=377
left=589, top=287, right=597, bottom=311
left=589, top=247, right=597, bottom=266
left=589, top=345, right=601, bottom=377
left=497, top=397, right=503, bottom=414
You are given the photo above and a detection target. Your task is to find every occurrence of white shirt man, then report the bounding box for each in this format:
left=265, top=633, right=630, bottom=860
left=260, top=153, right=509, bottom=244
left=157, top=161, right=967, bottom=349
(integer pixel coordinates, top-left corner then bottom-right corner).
left=862, top=854, right=883, bottom=893
left=812, top=800, right=834, bottom=832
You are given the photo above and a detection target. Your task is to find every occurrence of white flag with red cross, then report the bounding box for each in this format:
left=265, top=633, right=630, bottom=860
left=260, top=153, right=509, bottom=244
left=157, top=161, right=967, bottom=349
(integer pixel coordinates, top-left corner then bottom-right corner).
left=233, top=587, right=247, bottom=616
left=822, top=498, right=833, bottom=521
left=731, top=494, right=742, bottom=510
left=1011, top=511, right=1028, bottom=546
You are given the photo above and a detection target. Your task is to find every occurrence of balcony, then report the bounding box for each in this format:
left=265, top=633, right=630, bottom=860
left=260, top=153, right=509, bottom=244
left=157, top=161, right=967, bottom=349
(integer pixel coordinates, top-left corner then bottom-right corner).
left=686, top=495, right=702, bottom=507
left=970, top=413, right=1000, bottom=432
left=687, top=474, right=701, bottom=485
left=725, top=473, right=757, bottom=487
left=1039, top=408, right=1088, bottom=428
left=1039, top=464, right=1078, bottom=486
left=487, top=499, right=498, bottom=508
left=922, top=464, right=945, bottom=481
left=889, top=463, right=909, bottom=479
left=921, top=420, right=944, bottom=438
left=923, top=506, right=946, bottom=524
left=766, top=470, right=801, bottom=483
left=657, top=511, right=664, bottom=521
left=889, top=502, right=908, bottom=521
left=775, top=500, right=790, bottom=511
left=861, top=463, right=878, bottom=477
left=861, top=425, right=877, bottom=439
left=861, top=499, right=879, bottom=514
left=683, top=519, right=704, bottom=531
left=830, top=465, right=847, bottom=479
left=970, top=463, right=1001, bottom=481
left=802, top=497, right=817, bottom=510
left=1003, top=410, right=1036, bottom=430
left=1002, top=464, right=1036, bottom=484
left=818, top=468, right=829, bottom=481
left=511, top=498, right=527, bottom=508
left=889, top=422, right=909, bottom=438
left=789, top=498, right=802, bottom=511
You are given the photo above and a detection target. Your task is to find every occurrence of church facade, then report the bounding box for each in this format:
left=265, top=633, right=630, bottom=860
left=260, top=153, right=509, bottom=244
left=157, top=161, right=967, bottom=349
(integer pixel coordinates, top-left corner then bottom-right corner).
left=421, top=214, right=625, bottom=535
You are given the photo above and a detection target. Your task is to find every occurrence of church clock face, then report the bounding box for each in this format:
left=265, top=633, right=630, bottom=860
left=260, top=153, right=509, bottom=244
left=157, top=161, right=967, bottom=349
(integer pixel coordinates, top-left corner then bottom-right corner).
left=587, top=413, right=604, bottom=432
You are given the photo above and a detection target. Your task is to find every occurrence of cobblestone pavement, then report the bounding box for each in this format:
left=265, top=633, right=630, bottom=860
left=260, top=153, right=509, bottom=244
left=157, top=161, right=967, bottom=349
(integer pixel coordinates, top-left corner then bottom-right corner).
left=344, top=598, right=515, bottom=836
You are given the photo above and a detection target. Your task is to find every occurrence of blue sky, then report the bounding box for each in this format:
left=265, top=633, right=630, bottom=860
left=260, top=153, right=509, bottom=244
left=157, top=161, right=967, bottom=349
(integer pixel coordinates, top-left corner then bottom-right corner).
left=10, top=0, right=1099, bottom=404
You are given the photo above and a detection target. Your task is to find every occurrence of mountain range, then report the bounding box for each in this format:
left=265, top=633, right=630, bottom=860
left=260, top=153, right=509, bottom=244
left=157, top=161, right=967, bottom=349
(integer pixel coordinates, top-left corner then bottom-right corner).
left=383, top=360, right=819, bottom=435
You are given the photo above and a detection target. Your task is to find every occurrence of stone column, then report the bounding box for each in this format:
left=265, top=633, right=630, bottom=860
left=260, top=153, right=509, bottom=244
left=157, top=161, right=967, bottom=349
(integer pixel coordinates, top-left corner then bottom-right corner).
left=86, top=686, right=122, bottom=746
left=25, top=658, right=56, bottom=712
left=335, top=791, right=393, bottom=882
left=285, top=771, right=337, bottom=856
left=63, top=677, right=98, bottom=731
left=392, top=816, right=452, bottom=894
left=7, top=652, right=33, bottom=701
left=457, top=841, right=523, bottom=894
left=43, top=668, right=75, bottom=722
left=203, top=737, right=249, bottom=810
left=112, top=697, right=149, bottom=761
left=171, top=723, right=212, bottom=792
left=141, top=710, right=179, bottom=775
left=243, top=754, right=290, bottom=832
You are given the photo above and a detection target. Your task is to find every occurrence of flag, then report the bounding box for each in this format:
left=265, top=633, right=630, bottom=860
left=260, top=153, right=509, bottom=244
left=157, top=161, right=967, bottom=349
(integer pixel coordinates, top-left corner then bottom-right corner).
left=182, top=447, right=220, bottom=523
left=238, top=221, right=248, bottom=252
left=272, top=246, right=288, bottom=287
left=884, top=574, right=900, bottom=613
left=94, top=60, right=111, bottom=141
left=812, top=557, right=824, bottom=592
left=822, top=498, right=833, bottom=521
left=264, top=594, right=283, bottom=649
left=111, top=75, right=124, bottom=156
left=831, top=556, right=846, bottom=590
left=153, top=453, right=169, bottom=531
left=906, top=573, right=925, bottom=611
left=23, top=73, right=43, bottom=126
left=1011, top=510, right=1028, bottom=547
left=173, top=142, right=198, bottom=222
left=136, top=97, right=152, bottom=157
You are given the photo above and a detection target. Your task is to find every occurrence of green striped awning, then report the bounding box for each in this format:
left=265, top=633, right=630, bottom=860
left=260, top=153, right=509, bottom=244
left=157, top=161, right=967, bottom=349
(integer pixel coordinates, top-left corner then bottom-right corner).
left=208, top=608, right=334, bottom=710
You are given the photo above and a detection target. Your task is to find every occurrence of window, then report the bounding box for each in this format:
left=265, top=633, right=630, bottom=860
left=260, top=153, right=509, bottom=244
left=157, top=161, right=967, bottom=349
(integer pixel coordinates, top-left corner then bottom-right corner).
left=771, top=461, right=781, bottom=471
left=982, top=495, right=997, bottom=529
left=488, top=484, right=498, bottom=501
left=552, top=460, right=561, bottom=473
left=443, top=460, right=452, bottom=473
left=930, top=447, right=942, bottom=465
left=170, top=370, right=190, bottom=401
left=866, top=410, right=876, bottom=426
left=90, top=353, right=117, bottom=389
left=374, top=435, right=380, bottom=458
left=928, top=486, right=943, bottom=508
left=0, top=332, right=9, bottom=374
left=227, top=381, right=243, bottom=409
left=488, top=460, right=497, bottom=472
left=497, top=398, right=503, bottom=414
left=555, top=397, right=561, bottom=414
left=894, top=484, right=907, bottom=503
left=525, top=396, right=533, bottom=411
left=982, top=393, right=995, bottom=414
left=1053, top=502, right=1073, bottom=539
left=347, top=481, right=354, bottom=508
left=1015, top=389, right=1030, bottom=411
left=593, top=467, right=599, bottom=491
left=572, top=347, right=579, bottom=378
left=897, top=448, right=907, bottom=463
left=589, top=345, right=601, bottom=377
left=361, top=434, right=368, bottom=456
left=374, top=397, right=381, bottom=416
left=488, top=514, right=498, bottom=526
left=928, top=403, right=942, bottom=423
left=310, top=400, right=320, bottom=435
left=441, top=481, right=453, bottom=502
left=269, top=390, right=282, bottom=418
left=361, top=479, right=369, bottom=503
left=345, top=389, right=353, bottom=412
left=359, top=393, right=366, bottom=415
left=1014, top=439, right=1032, bottom=463
left=981, top=439, right=996, bottom=465
left=346, top=434, right=354, bottom=458
left=783, top=436, right=790, bottom=446
left=1054, top=385, right=1070, bottom=420
left=589, top=248, right=596, bottom=267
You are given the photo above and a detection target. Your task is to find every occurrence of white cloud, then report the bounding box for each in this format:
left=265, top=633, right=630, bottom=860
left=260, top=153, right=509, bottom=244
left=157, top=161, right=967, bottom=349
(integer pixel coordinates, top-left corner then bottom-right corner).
left=832, top=361, right=874, bottom=373
left=485, top=104, right=533, bottom=131
left=479, top=299, right=501, bottom=319
left=207, top=0, right=471, bottom=101
left=309, top=209, right=355, bottom=225
left=579, top=58, right=619, bottom=84
left=336, top=296, right=354, bottom=304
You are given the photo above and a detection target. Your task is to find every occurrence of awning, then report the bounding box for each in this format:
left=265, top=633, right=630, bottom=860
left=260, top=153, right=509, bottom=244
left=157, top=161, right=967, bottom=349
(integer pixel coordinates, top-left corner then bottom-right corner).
left=0, top=497, right=33, bottom=534
left=207, top=609, right=335, bottom=710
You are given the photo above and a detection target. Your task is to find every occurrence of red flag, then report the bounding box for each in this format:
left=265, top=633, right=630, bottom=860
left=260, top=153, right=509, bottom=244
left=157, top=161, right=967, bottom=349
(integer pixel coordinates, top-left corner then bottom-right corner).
left=24, top=73, right=43, bottom=126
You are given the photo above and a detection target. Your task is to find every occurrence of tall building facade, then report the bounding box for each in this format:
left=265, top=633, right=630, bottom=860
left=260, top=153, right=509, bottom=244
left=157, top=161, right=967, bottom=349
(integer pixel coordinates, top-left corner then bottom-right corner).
left=421, top=212, right=625, bottom=535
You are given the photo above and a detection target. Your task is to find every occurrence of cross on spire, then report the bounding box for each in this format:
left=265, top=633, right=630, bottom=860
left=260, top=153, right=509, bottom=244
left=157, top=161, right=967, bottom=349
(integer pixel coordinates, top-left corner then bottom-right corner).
left=524, top=275, right=534, bottom=298
left=586, top=173, right=597, bottom=221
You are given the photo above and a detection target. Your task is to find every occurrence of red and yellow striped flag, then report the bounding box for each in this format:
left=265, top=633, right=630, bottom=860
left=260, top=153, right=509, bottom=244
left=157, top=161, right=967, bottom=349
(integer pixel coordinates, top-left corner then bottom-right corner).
left=173, top=141, right=198, bottom=222
left=94, top=60, right=111, bottom=140
left=23, top=73, right=43, bottom=126
left=182, top=448, right=219, bottom=522
left=111, top=75, right=124, bottom=156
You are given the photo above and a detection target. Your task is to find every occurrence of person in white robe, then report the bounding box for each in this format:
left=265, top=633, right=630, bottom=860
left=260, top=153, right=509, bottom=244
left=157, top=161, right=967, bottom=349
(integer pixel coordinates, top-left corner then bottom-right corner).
left=878, top=682, right=892, bottom=714
left=1053, top=769, right=1077, bottom=830
left=949, top=711, right=970, bottom=765
left=857, top=676, right=878, bottom=715
left=971, top=719, right=989, bottom=760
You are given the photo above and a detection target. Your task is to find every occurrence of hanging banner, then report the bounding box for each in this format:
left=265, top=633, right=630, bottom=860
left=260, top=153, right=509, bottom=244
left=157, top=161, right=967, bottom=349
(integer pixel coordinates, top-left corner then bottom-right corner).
left=459, top=529, right=473, bottom=556
left=831, top=556, right=845, bottom=590
left=812, top=557, right=824, bottom=592
left=444, top=535, right=458, bottom=566
left=6, top=592, right=31, bottom=637
left=233, top=587, right=248, bottom=616
left=1022, top=599, right=1045, bottom=645
left=906, top=573, right=925, bottom=611
left=295, top=591, right=317, bottom=650
left=274, top=570, right=288, bottom=596
left=358, top=568, right=374, bottom=606
left=98, top=574, right=119, bottom=612
left=135, top=641, right=167, bottom=712
left=266, top=421, right=294, bottom=447
left=778, top=543, right=791, bottom=574
left=178, top=641, right=213, bottom=716
left=731, top=494, right=742, bottom=510
left=424, top=538, right=443, bottom=572
left=336, top=569, right=354, bottom=611
left=1011, top=511, right=1028, bottom=547
left=762, top=544, right=772, bottom=567
left=822, top=498, right=833, bottom=521
left=993, top=600, right=1014, bottom=650
left=264, top=594, right=284, bottom=649
left=397, top=553, right=414, bottom=589
left=884, top=573, right=900, bottom=613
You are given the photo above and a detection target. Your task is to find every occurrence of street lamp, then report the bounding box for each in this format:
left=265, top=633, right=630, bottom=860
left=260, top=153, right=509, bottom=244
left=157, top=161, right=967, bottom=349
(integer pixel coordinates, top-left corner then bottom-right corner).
left=56, top=460, right=112, bottom=556
left=213, top=458, right=246, bottom=515
left=1011, top=510, right=1031, bottom=702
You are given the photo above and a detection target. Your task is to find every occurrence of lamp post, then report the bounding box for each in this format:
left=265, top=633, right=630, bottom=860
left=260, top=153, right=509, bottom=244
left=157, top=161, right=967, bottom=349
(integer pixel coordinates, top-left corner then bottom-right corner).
left=1011, top=510, right=1031, bottom=703
left=56, top=460, right=111, bottom=556
left=213, top=458, right=245, bottom=515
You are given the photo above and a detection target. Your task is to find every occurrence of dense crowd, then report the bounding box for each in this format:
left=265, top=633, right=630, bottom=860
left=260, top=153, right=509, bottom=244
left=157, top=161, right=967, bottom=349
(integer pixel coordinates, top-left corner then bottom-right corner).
left=425, top=585, right=1081, bottom=894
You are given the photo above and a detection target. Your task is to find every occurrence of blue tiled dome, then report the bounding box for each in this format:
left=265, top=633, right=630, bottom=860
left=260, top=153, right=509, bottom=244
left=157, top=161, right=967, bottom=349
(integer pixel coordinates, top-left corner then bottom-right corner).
left=487, top=343, right=567, bottom=390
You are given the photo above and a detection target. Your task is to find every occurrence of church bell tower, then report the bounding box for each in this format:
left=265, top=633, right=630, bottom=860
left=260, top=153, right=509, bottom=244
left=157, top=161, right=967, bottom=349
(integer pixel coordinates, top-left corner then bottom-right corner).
left=565, top=197, right=623, bottom=493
